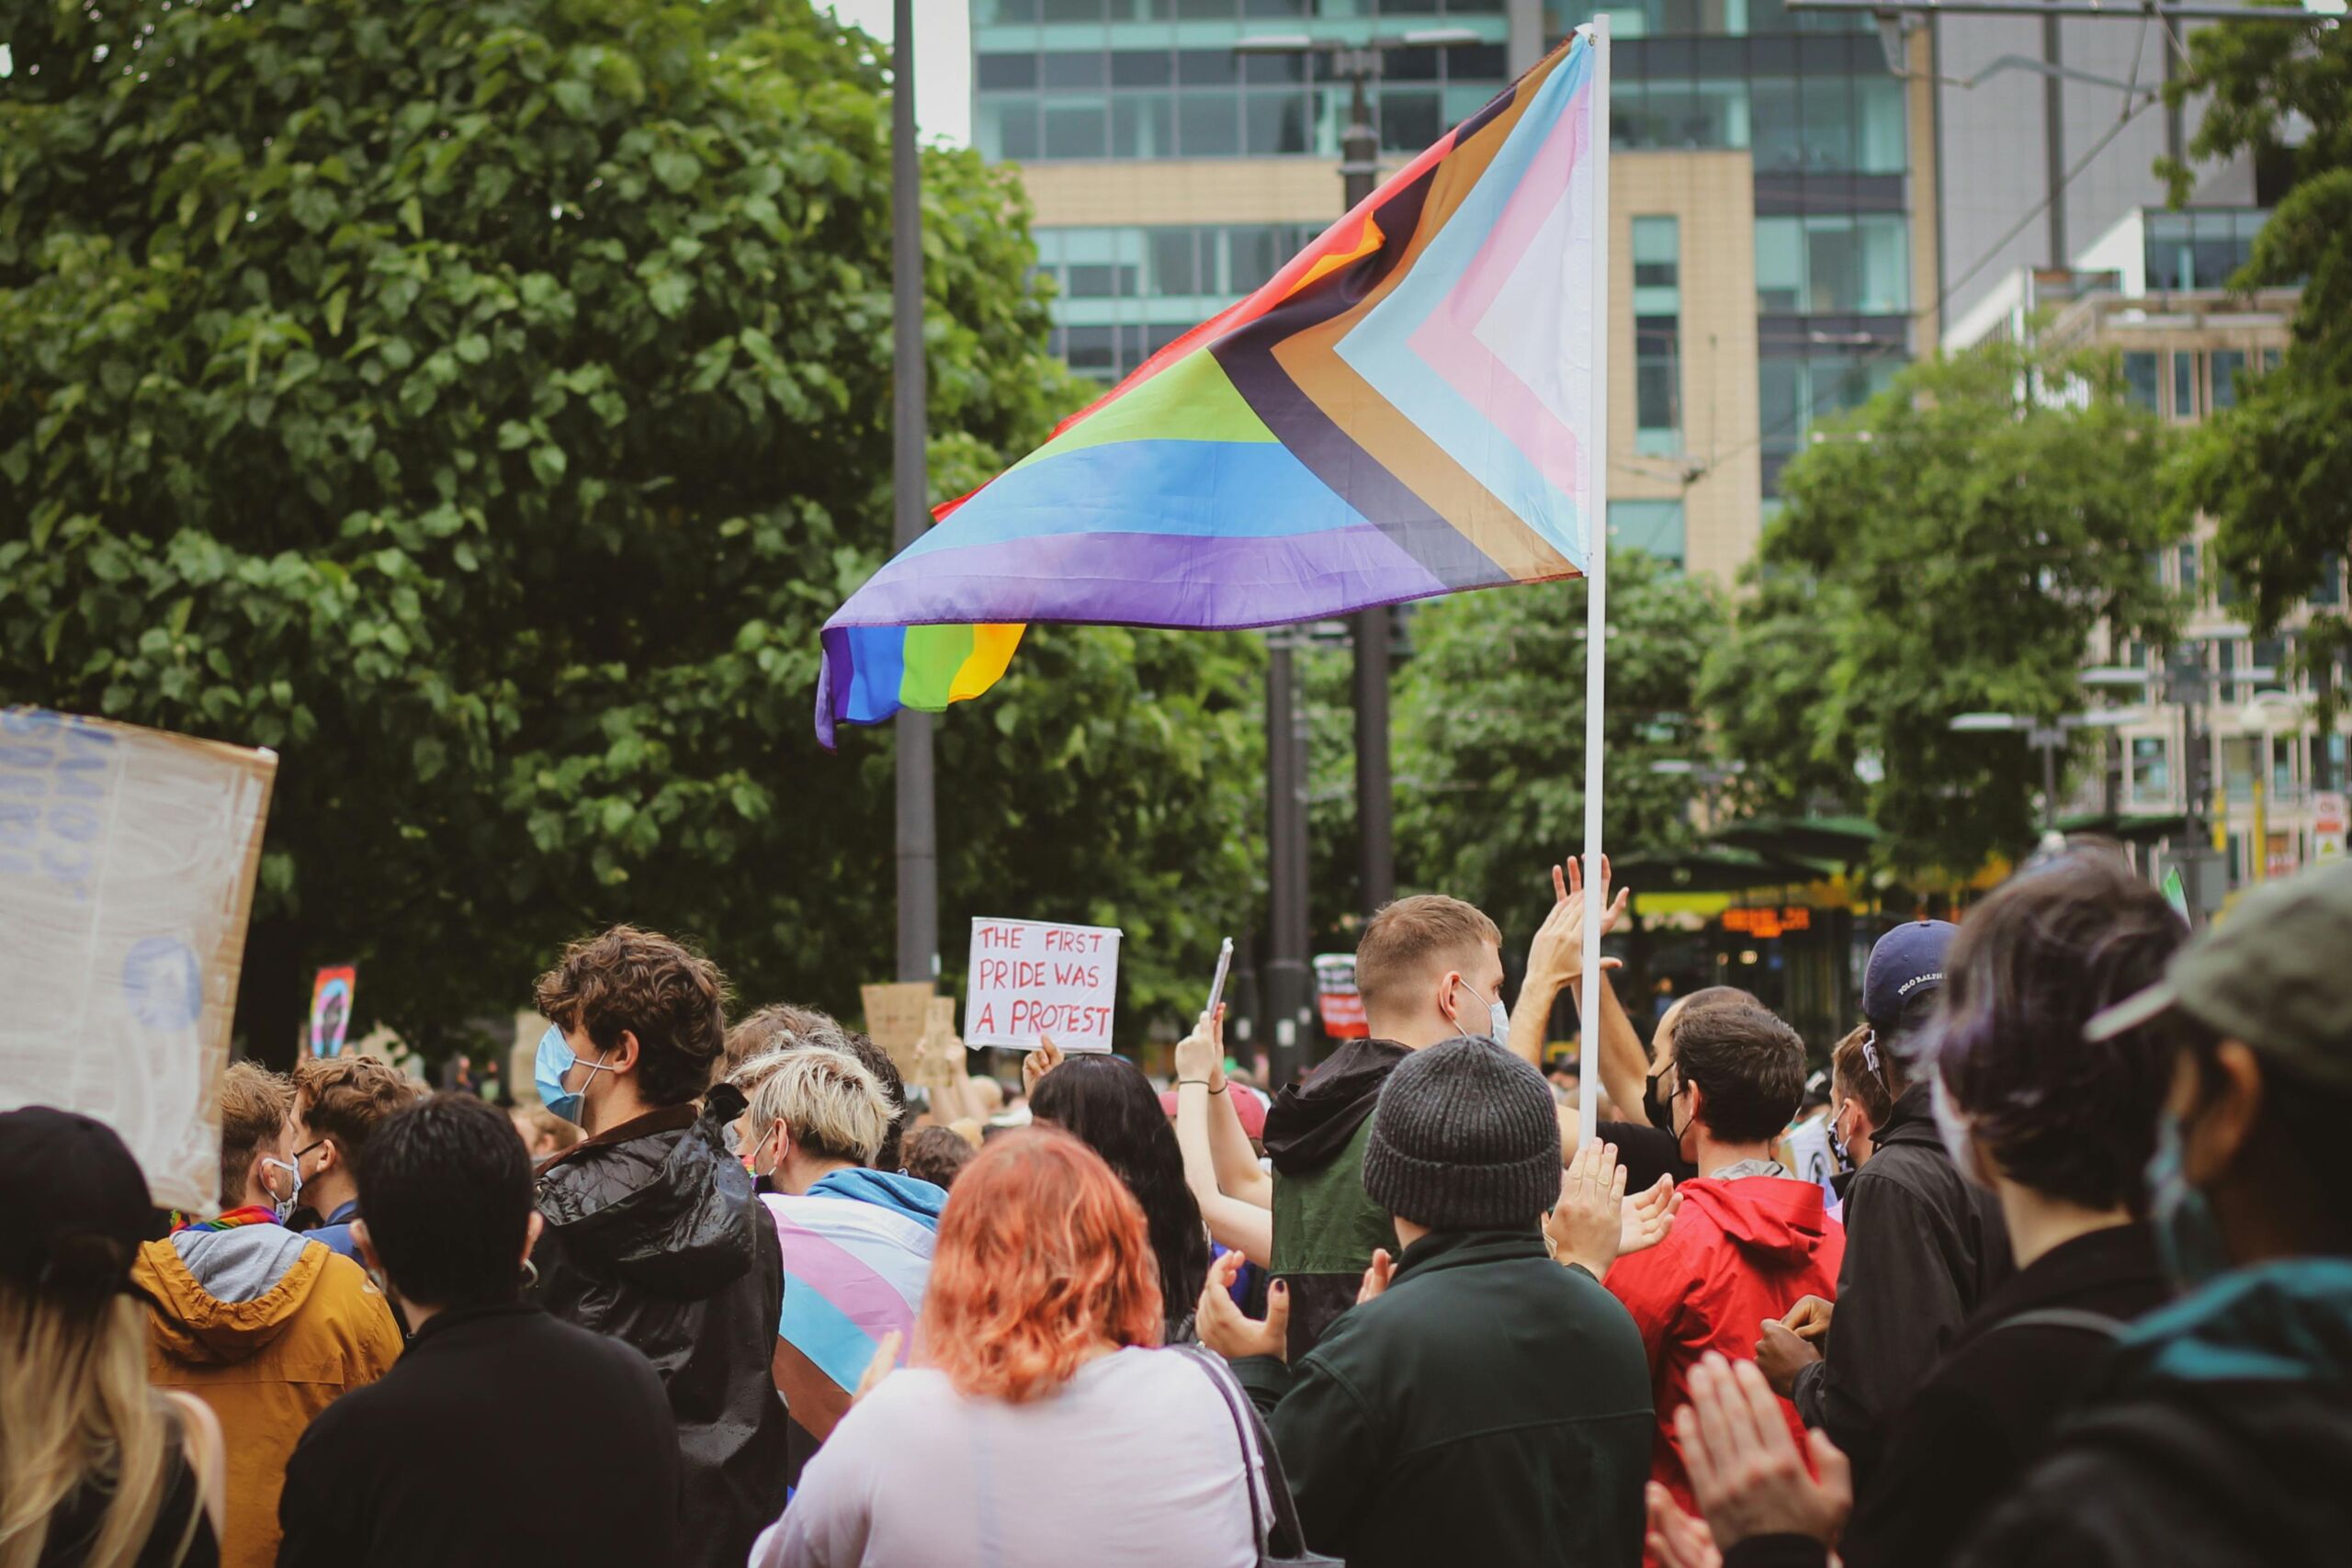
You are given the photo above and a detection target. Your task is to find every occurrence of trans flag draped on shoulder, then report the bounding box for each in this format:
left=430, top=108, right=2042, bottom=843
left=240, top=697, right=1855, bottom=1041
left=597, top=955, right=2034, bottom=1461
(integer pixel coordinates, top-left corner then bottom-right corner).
left=816, top=30, right=1606, bottom=747
left=763, top=1171, right=944, bottom=1444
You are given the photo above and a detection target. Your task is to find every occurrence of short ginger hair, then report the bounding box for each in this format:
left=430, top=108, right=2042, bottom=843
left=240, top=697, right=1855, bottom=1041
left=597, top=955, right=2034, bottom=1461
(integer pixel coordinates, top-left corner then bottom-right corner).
left=218, top=1061, right=293, bottom=1207
left=532, top=925, right=728, bottom=1108
left=1354, top=895, right=1501, bottom=1012
left=918, top=1130, right=1161, bottom=1403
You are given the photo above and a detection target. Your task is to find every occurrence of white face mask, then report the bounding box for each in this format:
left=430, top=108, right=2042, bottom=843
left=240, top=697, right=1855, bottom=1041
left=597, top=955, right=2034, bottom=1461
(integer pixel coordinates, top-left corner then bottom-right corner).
left=259, top=1156, right=303, bottom=1224
left=1453, top=978, right=1510, bottom=1045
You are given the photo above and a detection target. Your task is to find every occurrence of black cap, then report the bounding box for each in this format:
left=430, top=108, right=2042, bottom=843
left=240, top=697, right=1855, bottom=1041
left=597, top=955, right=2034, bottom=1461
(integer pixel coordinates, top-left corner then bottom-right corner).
left=1863, top=920, right=1957, bottom=1029
left=0, top=1107, right=164, bottom=1305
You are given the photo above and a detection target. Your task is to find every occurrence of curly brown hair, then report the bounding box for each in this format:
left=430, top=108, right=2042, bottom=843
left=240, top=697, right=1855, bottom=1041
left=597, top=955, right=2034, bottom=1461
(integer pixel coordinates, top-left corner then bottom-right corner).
left=292, top=1053, right=421, bottom=1164
left=533, top=926, right=729, bottom=1108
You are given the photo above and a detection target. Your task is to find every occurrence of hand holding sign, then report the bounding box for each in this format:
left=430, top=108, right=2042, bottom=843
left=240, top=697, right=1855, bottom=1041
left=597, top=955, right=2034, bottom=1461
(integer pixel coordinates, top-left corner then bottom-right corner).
left=964, top=918, right=1122, bottom=1053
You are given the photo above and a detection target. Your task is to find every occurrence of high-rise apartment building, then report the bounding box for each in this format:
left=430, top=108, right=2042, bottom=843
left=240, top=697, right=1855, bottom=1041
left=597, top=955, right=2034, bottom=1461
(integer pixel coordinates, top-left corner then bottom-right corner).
left=1951, top=207, right=2333, bottom=898
left=969, top=0, right=1941, bottom=582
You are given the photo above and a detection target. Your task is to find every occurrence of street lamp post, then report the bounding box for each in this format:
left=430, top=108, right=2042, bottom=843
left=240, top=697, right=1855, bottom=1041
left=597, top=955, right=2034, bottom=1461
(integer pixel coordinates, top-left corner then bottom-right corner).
left=1950, top=707, right=2146, bottom=833
left=890, top=0, right=935, bottom=986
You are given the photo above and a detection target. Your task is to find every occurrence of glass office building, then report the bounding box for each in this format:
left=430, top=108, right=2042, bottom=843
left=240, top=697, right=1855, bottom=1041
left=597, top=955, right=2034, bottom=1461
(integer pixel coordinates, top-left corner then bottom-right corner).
left=972, top=0, right=1924, bottom=552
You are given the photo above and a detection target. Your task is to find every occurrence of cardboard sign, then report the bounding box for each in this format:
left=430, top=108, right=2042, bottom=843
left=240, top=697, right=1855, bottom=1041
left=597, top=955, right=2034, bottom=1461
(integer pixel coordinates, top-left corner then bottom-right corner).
left=914, top=997, right=962, bottom=1089
left=859, top=981, right=934, bottom=1078
left=1315, top=953, right=1369, bottom=1039
left=964, top=918, right=1121, bottom=1053
left=309, top=965, right=356, bottom=1058
left=0, top=709, right=277, bottom=1212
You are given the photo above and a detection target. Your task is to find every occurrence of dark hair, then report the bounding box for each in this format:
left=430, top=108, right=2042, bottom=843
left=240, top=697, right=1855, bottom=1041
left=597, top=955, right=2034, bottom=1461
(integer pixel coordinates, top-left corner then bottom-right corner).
left=902, top=1125, right=977, bottom=1190
left=833, top=1032, right=910, bottom=1172
left=357, top=1094, right=534, bottom=1310
left=1830, top=1025, right=1893, bottom=1126
left=1672, top=999, right=1807, bottom=1145
left=533, top=925, right=728, bottom=1107
left=1027, top=1055, right=1210, bottom=1326
left=1932, top=850, right=2187, bottom=1213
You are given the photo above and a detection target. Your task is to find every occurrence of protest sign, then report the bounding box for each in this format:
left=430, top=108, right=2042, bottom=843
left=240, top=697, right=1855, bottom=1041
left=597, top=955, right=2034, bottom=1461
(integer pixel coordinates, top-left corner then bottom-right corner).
left=1315, top=953, right=1370, bottom=1040
left=0, top=708, right=277, bottom=1212
left=859, top=981, right=934, bottom=1078
left=964, top=918, right=1121, bottom=1053
left=309, top=964, right=356, bottom=1058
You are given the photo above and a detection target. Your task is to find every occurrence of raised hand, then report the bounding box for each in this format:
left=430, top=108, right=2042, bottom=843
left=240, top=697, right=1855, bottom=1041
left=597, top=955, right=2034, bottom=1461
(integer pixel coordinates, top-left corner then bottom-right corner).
left=1020, top=1035, right=1065, bottom=1097
left=1675, top=1353, right=1852, bottom=1549
left=1545, top=1139, right=1630, bottom=1277
left=1196, top=1251, right=1290, bottom=1363
left=1173, top=1006, right=1225, bottom=1091
left=1620, top=1172, right=1680, bottom=1258
left=1526, top=854, right=1631, bottom=994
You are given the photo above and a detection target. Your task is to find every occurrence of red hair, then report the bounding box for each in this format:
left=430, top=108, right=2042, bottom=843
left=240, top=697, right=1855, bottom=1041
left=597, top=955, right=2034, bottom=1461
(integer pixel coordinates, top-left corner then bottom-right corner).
left=917, top=1129, right=1163, bottom=1403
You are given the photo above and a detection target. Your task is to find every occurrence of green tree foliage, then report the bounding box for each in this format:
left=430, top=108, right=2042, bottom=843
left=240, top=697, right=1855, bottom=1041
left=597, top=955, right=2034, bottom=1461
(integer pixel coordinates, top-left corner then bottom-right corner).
left=0, top=0, right=1259, bottom=1053
left=2161, top=16, right=2352, bottom=700
left=1702, top=342, right=2181, bottom=874
left=1395, top=550, right=1723, bottom=944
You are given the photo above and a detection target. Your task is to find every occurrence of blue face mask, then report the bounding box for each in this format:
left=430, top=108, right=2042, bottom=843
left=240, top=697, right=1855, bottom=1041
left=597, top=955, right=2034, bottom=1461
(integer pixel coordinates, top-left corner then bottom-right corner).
left=2145, top=1108, right=2231, bottom=1292
left=533, top=1025, right=610, bottom=1125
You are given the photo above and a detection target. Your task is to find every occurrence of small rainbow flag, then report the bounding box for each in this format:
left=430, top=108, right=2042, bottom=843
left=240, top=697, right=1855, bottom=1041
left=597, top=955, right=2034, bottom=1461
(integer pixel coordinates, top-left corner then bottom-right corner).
left=817, top=28, right=1608, bottom=747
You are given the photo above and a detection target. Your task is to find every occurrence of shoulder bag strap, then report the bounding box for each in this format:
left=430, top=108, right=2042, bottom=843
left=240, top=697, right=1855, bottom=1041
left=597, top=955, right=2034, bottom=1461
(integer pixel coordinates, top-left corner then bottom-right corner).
left=1992, top=1307, right=2128, bottom=1339
left=1174, top=1345, right=1272, bottom=1564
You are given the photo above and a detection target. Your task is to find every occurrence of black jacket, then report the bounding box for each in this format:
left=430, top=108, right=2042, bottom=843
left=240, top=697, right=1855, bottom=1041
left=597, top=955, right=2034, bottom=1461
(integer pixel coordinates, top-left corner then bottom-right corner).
left=1954, top=1257, right=2352, bottom=1568
left=277, top=1303, right=679, bottom=1568
left=1238, top=1227, right=1654, bottom=1568
left=532, top=1086, right=790, bottom=1568
left=1792, top=1080, right=2010, bottom=1488
left=1263, top=1038, right=1410, bottom=1359
left=1838, top=1222, right=2170, bottom=1568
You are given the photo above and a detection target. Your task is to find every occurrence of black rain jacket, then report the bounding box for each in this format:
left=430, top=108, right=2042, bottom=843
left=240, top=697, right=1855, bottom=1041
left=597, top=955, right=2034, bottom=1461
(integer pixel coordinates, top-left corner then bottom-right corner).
left=533, top=1085, right=790, bottom=1568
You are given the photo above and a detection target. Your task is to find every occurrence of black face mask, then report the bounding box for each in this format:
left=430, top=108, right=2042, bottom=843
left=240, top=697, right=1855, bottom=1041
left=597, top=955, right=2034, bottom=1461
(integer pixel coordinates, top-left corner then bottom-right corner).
left=1643, top=1066, right=1673, bottom=1130
left=1826, top=1106, right=1855, bottom=1171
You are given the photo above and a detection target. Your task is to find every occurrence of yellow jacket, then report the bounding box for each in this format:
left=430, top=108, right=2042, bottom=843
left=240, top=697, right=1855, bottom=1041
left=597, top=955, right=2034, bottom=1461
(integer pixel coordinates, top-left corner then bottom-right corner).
left=134, top=1224, right=401, bottom=1568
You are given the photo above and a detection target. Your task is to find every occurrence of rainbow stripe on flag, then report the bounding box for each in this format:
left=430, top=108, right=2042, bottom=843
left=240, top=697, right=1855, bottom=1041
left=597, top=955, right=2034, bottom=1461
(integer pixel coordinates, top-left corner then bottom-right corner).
left=817, top=28, right=1608, bottom=747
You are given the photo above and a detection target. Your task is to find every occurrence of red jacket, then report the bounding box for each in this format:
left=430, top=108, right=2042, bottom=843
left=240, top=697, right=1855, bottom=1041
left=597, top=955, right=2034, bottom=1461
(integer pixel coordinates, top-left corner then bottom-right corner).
left=1604, top=1173, right=1845, bottom=1525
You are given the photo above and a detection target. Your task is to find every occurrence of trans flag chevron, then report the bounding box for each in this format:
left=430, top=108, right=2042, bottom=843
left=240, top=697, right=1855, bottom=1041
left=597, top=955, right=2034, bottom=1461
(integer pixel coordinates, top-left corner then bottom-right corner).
left=816, top=28, right=1607, bottom=747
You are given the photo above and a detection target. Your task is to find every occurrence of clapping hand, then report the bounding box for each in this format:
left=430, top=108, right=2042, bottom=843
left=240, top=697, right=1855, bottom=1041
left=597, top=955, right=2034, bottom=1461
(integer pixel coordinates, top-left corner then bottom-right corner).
left=1196, top=1251, right=1289, bottom=1363
left=1545, top=1140, right=1630, bottom=1277
left=1525, top=855, right=1630, bottom=995
left=1645, top=1484, right=1723, bottom=1568
left=1675, top=1353, right=1851, bottom=1550
left=1621, top=1172, right=1680, bottom=1258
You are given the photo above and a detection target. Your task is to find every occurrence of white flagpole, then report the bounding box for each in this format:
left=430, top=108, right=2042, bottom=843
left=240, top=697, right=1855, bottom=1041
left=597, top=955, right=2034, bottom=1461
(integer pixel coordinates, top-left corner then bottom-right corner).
left=1577, top=17, right=1611, bottom=1149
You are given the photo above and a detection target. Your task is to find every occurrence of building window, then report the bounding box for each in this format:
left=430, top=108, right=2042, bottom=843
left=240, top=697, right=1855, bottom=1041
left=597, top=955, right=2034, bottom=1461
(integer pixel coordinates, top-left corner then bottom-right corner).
left=1609, top=500, right=1686, bottom=566
left=1755, top=215, right=1908, bottom=314
left=1633, top=216, right=1681, bottom=457
left=2121, top=352, right=2159, bottom=412
left=2315, top=554, right=2343, bottom=607
left=1037, top=221, right=1323, bottom=383
left=2210, top=349, right=2247, bottom=412
left=2171, top=351, right=2199, bottom=422
left=2143, top=209, right=2267, bottom=292
left=2131, top=737, right=2170, bottom=807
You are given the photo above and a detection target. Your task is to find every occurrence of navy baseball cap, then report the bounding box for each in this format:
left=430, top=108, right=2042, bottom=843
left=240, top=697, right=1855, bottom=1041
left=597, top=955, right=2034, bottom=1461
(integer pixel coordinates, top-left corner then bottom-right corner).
left=0, top=1107, right=164, bottom=1308
left=1863, top=920, right=1957, bottom=1029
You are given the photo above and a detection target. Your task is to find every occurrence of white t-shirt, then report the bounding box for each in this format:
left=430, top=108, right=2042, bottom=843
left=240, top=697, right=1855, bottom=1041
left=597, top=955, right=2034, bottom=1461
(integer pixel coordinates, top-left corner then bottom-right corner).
left=752, top=1346, right=1260, bottom=1568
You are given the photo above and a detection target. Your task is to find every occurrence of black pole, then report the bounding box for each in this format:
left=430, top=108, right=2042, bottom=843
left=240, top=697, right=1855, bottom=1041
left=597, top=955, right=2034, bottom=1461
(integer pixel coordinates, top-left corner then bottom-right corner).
left=1342, top=69, right=1394, bottom=918
left=1266, top=634, right=1311, bottom=1087
left=891, top=0, right=936, bottom=985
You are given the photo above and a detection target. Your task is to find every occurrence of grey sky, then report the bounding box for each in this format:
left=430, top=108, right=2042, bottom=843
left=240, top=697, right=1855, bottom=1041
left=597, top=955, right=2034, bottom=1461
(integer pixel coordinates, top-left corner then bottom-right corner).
left=828, top=0, right=973, bottom=147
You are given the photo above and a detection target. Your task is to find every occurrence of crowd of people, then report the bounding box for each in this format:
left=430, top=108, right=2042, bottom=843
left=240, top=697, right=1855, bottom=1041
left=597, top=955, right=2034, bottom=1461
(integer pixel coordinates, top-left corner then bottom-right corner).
left=6, top=847, right=2349, bottom=1567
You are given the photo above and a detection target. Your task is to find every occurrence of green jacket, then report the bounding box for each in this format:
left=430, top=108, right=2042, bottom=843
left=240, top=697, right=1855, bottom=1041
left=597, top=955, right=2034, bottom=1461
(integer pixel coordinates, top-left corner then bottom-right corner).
left=1271, top=1112, right=1398, bottom=1358
left=1239, top=1227, right=1654, bottom=1568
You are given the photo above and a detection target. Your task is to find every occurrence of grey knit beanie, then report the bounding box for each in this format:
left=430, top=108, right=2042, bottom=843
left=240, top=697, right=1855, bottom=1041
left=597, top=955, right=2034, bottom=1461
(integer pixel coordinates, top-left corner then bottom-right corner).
left=1361, top=1037, right=1562, bottom=1229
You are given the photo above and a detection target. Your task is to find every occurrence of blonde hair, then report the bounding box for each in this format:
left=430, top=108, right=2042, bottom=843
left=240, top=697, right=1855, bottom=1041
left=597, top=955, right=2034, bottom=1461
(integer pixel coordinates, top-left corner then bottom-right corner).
left=727, top=1047, right=796, bottom=1100
left=217, top=1062, right=292, bottom=1207
left=745, top=1046, right=890, bottom=1167
left=0, top=1286, right=202, bottom=1568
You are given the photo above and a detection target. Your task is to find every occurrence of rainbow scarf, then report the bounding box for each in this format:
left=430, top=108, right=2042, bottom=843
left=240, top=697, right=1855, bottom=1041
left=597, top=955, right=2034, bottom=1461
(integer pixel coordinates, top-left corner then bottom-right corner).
left=171, top=1204, right=279, bottom=1235
left=815, top=29, right=1607, bottom=746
